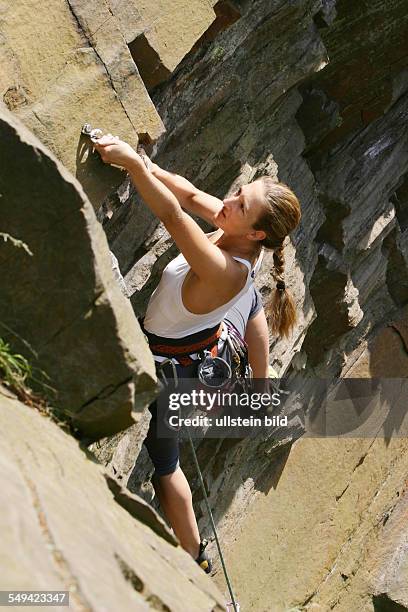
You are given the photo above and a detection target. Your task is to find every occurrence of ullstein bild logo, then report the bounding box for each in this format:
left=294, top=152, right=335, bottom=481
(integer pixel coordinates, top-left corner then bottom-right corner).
left=166, top=412, right=288, bottom=429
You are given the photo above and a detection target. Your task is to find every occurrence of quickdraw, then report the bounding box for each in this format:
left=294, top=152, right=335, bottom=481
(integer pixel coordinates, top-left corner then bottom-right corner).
left=81, top=122, right=103, bottom=141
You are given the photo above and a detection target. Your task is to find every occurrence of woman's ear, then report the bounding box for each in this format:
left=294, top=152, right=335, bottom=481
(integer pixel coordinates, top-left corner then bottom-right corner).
left=248, top=229, right=266, bottom=241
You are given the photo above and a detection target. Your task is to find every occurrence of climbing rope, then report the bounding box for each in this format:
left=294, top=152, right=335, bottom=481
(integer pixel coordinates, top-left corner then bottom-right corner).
left=185, top=428, right=239, bottom=612
left=157, top=360, right=239, bottom=611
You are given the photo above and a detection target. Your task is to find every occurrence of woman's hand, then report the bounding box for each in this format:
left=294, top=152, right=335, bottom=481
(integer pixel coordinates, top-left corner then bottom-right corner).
left=93, top=134, right=140, bottom=170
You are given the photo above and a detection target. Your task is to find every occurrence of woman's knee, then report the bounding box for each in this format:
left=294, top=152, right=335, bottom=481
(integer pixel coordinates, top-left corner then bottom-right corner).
left=144, top=404, right=180, bottom=476
left=152, top=458, right=180, bottom=478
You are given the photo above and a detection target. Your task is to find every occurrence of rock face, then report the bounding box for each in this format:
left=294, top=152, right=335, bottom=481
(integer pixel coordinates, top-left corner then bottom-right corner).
left=0, top=389, right=225, bottom=611
left=203, top=309, right=408, bottom=611
left=113, top=0, right=218, bottom=91
left=104, top=0, right=407, bottom=380
left=1, top=0, right=408, bottom=609
left=370, top=488, right=408, bottom=611
left=219, top=437, right=408, bottom=612
left=0, top=0, right=229, bottom=208
left=0, top=0, right=163, bottom=207
left=94, top=0, right=408, bottom=609
left=347, top=306, right=408, bottom=378
left=0, top=107, right=156, bottom=440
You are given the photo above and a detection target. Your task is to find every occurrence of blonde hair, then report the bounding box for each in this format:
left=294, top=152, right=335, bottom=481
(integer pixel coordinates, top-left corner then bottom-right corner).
left=253, top=177, right=301, bottom=338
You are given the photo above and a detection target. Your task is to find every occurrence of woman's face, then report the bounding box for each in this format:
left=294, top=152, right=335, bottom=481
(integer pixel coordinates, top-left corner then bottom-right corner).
left=215, top=181, right=266, bottom=239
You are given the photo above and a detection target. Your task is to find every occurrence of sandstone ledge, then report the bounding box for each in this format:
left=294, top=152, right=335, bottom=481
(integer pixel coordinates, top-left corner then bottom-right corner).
left=0, top=390, right=225, bottom=612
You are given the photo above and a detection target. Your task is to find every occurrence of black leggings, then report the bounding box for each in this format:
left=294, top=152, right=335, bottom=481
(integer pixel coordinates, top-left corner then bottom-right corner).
left=143, top=361, right=198, bottom=477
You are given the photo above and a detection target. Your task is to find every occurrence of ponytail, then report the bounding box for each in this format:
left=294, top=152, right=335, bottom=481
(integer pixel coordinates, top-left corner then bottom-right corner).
left=252, top=177, right=301, bottom=339
left=266, top=244, right=297, bottom=338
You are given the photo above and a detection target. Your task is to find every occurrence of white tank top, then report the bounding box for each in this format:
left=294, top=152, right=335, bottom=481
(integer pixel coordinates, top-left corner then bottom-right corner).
left=143, top=250, right=263, bottom=339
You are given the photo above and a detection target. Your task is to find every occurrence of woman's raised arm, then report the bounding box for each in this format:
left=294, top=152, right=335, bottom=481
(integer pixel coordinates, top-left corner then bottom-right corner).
left=95, top=136, right=181, bottom=223
left=151, top=165, right=223, bottom=226
left=94, top=136, right=245, bottom=287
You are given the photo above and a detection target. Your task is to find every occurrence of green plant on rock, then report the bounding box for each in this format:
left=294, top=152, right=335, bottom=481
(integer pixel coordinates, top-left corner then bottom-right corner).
left=0, top=324, right=71, bottom=429
left=0, top=337, right=52, bottom=412
left=0, top=333, right=65, bottom=425
left=0, top=337, right=34, bottom=399
left=0, top=233, right=42, bottom=403
left=0, top=234, right=62, bottom=420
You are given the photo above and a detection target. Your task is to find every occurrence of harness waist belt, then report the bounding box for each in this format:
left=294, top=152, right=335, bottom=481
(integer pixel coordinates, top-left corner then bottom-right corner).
left=139, top=320, right=222, bottom=365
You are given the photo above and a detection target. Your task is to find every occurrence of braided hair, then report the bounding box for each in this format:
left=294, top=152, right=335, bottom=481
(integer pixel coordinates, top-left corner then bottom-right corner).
left=253, top=177, right=301, bottom=338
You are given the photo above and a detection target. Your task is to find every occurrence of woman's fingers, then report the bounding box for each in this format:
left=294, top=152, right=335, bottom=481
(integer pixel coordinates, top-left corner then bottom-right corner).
left=95, top=134, right=117, bottom=146
left=93, top=140, right=114, bottom=164
left=92, top=136, right=138, bottom=168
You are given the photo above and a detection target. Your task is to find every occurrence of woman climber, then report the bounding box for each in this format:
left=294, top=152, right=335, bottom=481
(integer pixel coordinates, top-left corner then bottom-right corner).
left=94, top=134, right=301, bottom=572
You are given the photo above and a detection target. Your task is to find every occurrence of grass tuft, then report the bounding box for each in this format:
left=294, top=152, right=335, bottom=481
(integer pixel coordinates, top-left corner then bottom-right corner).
left=0, top=237, right=70, bottom=431
left=0, top=333, right=67, bottom=428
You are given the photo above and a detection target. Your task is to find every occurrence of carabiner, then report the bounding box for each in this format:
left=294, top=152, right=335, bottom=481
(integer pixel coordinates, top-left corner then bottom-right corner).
left=156, top=358, right=179, bottom=389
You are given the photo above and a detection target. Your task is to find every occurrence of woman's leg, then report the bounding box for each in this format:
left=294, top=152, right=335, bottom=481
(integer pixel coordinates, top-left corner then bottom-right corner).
left=152, top=468, right=200, bottom=558
left=144, top=396, right=200, bottom=559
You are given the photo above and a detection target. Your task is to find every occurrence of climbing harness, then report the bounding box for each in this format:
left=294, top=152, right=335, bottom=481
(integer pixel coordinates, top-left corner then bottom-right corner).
left=156, top=357, right=178, bottom=388
left=222, top=321, right=253, bottom=390
left=157, top=359, right=240, bottom=612
left=141, top=318, right=251, bottom=391
left=140, top=319, right=223, bottom=367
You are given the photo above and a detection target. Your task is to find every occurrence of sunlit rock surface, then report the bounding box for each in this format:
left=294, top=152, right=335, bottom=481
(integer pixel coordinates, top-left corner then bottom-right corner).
left=98, top=1, right=408, bottom=609
left=0, top=389, right=225, bottom=611
left=1, top=0, right=407, bottom=609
